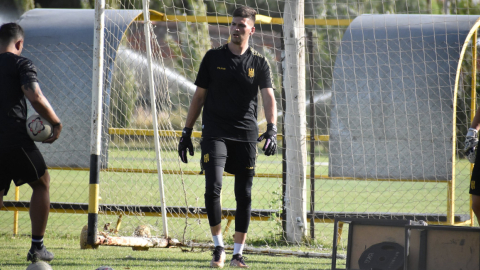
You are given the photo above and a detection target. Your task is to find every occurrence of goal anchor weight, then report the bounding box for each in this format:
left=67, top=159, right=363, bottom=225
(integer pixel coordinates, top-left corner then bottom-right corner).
left=80, top=225, right=173, bottom=250
left=79, top=224, right=342, bottom=258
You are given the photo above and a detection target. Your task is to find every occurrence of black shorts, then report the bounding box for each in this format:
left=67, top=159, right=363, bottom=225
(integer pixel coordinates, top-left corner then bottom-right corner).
left=201, top=138, right=257, bottom=177
left=471, top=147, right=480, bottom=196
left=0, top=145, right=47, bottom=196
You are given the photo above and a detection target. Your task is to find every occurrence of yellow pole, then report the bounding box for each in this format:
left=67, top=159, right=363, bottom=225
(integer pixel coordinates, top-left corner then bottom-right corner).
left=448, top=182, right=454, bottom=224
left=470, top=30, right=478, bottom=227
left=13, top=186, right=19, bottom=236
left=115, top=214, right=123, bottom=233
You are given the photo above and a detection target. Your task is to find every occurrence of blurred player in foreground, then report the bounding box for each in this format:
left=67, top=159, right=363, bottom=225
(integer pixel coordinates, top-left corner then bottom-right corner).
left=0, top=22, right=62, bottom=262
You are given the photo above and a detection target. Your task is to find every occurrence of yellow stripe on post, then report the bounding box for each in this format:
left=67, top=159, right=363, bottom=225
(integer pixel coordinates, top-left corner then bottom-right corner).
left=13, top=186, right=19, bottom=236
left=88, top=184, right=99, bottom=214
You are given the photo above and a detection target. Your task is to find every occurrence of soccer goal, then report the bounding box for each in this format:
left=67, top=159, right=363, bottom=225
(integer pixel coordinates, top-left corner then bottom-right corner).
left=86, top=0, right=480, bottom=249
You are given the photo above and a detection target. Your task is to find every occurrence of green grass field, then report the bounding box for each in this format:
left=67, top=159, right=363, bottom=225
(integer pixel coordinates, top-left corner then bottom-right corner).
left=0, top=235, right=345, bottom=270
left=0, top=143, right=475, bottom=269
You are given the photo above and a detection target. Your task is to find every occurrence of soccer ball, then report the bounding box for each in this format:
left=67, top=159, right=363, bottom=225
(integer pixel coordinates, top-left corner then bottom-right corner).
left=26, top=261, right=53, bottom=270
left=26, top=114, right=53, bottom=142
left=96, top=267, right=114, bottom=270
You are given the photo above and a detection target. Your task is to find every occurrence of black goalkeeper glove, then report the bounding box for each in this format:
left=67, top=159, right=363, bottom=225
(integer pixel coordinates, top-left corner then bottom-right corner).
left=178, top=127, right=194, bottom=163
left=257, top=123, right=277, bottom=156
left=465, top=128, right=478, bottom=163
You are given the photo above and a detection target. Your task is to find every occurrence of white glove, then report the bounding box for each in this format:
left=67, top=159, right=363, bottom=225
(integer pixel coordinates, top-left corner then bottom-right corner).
left=464, top=128, right=478, bottom=163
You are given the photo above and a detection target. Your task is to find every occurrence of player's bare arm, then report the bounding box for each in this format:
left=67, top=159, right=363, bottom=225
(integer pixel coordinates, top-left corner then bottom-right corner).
left=260, top=87, right=276, bottom=125
left=185, top=86, right=207, bottom=128
left=22, top=82, right=62, bottom=143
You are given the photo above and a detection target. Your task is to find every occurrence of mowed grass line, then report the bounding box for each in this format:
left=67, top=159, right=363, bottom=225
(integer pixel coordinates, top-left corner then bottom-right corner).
left=0, top=235, right=344, bottom=270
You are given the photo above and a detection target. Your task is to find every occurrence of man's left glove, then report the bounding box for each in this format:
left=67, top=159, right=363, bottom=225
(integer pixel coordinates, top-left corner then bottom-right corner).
left=178, top=127, right=194, bottom=163
left=465, top=128, right=478, bottom=163
left=257, top=123, right=277, bottom=156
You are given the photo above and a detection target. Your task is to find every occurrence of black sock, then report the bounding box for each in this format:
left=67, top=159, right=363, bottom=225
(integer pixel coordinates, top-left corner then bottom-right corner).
left=31, top=235, right=44, bottom=249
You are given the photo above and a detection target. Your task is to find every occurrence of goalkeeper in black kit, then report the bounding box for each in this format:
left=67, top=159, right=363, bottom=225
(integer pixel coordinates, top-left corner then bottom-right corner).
left=177, top=6, right=277, bottom=269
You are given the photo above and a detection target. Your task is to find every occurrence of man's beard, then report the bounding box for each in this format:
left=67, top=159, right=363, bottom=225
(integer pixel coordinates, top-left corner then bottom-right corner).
left=231, top=35, right=245, bottom=45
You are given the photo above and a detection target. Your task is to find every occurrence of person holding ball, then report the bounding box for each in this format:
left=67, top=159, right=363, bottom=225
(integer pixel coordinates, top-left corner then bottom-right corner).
left=0, top=22, right=62, bottom=262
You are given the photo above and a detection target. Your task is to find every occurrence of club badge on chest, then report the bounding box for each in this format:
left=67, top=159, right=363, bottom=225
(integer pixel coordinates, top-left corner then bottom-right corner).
left=248, top=68, right=254, bottom=78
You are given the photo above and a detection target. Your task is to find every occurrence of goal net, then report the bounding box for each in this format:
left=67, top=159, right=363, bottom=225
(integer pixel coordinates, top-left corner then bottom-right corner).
left=92, top=0, right=480, bottom=248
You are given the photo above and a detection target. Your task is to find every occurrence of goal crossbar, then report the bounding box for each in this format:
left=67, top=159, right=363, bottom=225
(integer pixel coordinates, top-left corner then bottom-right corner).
left=137, top=10, right=352, bottom=25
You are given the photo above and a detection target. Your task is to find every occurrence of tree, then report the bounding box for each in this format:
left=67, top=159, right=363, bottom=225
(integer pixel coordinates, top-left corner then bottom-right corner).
left=163, top=0, right=210, bottom=130
left=453, top=0, right=480, bottom=14
left=110, top=58, right=139, bottom=128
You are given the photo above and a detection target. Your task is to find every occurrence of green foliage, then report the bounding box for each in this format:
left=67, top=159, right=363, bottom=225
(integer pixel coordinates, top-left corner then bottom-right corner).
left=364, top=0, right=430, bottom=14
left=262, top=47, right=281, bottom=96
left=453, top=0, right=480, bottom=14
left=308, top=0, right=448, bottom=95
left=307, top=1, right=359, bottom=93
left=431, top=0, right=442, bottom=14
left=164, top=0, right=210, bottom=130
left=166, top=0, right=210, bottom=82
left=104, top=0, right=142, bottom=9
left=110, top=58, right=139, bottom=128
left=265, top=189, right=283, bottom=241
left=14, top=0, right=34, bottom=12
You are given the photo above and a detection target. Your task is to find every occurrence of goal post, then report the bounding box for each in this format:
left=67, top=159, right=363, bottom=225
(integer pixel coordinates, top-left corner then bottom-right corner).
left=283, top=0, right=307, bottom=243
left=88, top=0, right=105, bottom=246
left=141, top=0, right=168, bottom=238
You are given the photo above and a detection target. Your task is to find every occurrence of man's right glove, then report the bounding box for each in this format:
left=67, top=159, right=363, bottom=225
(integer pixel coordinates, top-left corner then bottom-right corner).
left=178, top=127, right=194, bottom=163
left=465, top=128, right=478, bottom=163
left=257, top=123, right=277, bottom=156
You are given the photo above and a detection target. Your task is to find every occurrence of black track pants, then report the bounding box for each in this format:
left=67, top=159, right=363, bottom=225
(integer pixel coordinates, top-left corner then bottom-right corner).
left=204, top=165, right=253, bottom=233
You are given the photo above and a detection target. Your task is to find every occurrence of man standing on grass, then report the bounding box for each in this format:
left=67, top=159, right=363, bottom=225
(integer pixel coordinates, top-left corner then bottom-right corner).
left=177, top=6, right=277, bottom=268
left=0, top=23, right=62, bottom=263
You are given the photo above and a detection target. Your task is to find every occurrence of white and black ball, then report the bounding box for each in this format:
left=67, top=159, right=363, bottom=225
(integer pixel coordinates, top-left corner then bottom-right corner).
left=26, top=114, right=53, bottom=142
left=26, top=261, right=53, bottom=270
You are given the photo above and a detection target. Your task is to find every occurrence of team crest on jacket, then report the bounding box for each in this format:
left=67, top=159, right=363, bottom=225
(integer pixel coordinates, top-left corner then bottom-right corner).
left=248, top=68, right=254, bottom=78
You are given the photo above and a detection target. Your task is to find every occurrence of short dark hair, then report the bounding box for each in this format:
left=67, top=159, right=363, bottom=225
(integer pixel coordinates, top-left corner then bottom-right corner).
left=232, top=6, right=256, bottom=22
left=0, top=23, right=24, bottom=47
